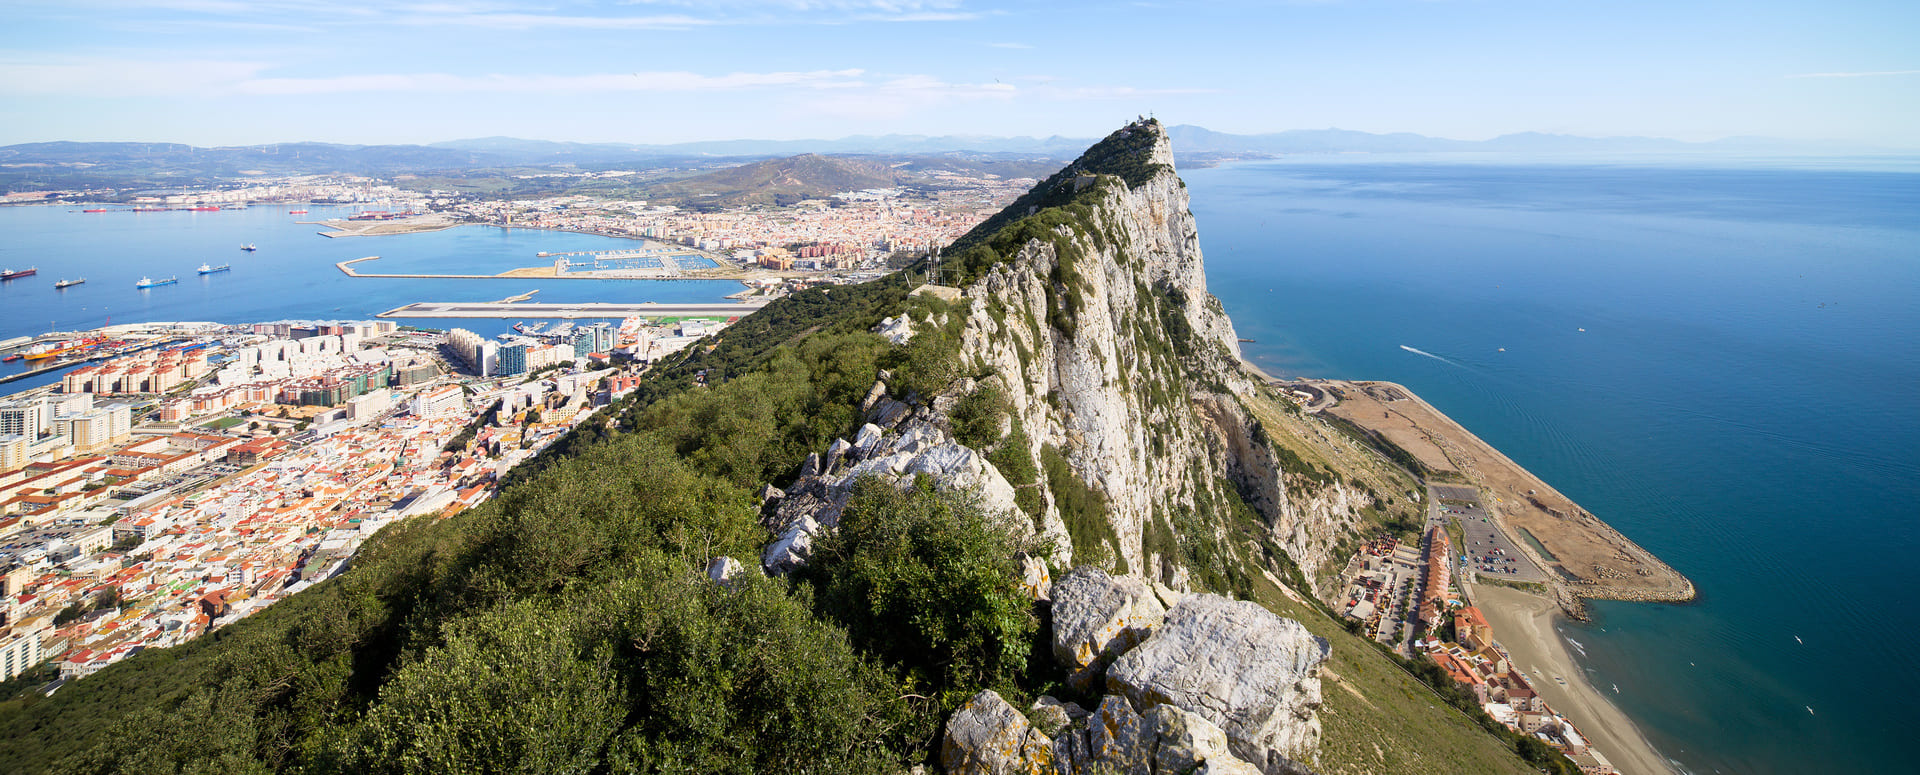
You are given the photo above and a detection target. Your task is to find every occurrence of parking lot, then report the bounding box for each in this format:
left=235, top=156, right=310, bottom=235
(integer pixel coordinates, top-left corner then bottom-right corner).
left=1433, top=484, right=1549, bottom=583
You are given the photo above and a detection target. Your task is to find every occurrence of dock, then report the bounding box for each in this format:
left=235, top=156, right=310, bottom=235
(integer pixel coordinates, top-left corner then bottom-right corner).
left=376, top=301, right=768, bottom=319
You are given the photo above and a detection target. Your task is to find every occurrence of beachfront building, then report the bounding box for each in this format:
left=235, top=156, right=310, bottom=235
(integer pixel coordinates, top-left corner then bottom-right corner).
left=1419, top=526, right=1453, bottom=630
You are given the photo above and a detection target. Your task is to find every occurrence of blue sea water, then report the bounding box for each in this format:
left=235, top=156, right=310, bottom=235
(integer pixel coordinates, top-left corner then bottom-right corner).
left=1183, top=157, right=1920, bottom=775
left=0, top=205, right=744, bottom=390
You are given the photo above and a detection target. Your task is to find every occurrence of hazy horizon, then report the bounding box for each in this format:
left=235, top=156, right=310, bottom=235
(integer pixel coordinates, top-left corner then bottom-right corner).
left=3, top=0, right=1914, bottom=149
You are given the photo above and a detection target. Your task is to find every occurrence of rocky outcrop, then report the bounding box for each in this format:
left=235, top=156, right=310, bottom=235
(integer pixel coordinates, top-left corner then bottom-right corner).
left=941, top=580, right=1326, bottom=775
left=1107, top=595, right=1329, bottom=772
left=943, top=690, right=1054, bottom=775
left=1050, top=566, right=1166, bottom=692
left=756, top=378, right=1043, bottom=574
left=947, top=119, right=1376, bottom=592
left=1043, top=694, right=1265, bottom=775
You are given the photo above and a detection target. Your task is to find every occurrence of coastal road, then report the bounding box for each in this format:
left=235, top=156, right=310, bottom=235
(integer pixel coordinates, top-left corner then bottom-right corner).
left=377, top=301, right=769, bottom=319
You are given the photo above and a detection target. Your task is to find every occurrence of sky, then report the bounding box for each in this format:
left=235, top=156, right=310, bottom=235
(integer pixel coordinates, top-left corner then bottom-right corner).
left=0, top=0, right=1915, bottom=148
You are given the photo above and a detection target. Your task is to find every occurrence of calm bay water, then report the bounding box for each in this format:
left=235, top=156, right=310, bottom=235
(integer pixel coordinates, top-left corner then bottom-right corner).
left=1184, top=157, right=1920, bottom=774
left=0, top=205, right=743, bottom=389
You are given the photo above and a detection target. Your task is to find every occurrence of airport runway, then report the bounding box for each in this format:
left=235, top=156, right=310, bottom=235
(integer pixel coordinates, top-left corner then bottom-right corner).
left=377, top=301, right=768, bottom=319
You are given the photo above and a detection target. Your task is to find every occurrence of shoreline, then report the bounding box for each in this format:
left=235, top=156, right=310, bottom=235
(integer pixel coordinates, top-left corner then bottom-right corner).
left=1473, top=583, right=1676, bottom=775
left=1241, top=356, right=1682, bottom=774
left=1323, top=378, right=1694, bottom=614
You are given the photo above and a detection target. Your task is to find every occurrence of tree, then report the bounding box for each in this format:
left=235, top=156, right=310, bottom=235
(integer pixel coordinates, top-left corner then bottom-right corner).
left=805, top=477, right=1038, bottom=709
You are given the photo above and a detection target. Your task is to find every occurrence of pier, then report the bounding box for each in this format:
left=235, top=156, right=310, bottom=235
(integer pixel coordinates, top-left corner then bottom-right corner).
left=376, top=301, right=768, bottom=320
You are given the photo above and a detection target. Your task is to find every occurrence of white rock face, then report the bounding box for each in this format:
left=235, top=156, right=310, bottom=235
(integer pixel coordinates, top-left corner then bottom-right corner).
left=942, top=690, right=1053, bottom=775
left=874, top=314, right=916, bottom=345
left=1107, top=595, right=1330, bottom=772
left=1049, top=566, right=1167, bottom=692
left=705, top=556, right=744, bottom=587
left=943, top=120, right=1384, bottom=594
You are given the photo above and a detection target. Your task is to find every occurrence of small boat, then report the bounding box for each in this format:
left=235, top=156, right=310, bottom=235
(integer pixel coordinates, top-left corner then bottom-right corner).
left=82, top=208, right=108, bottom=213
left=55, top=278, right=85, bottom=289
left=136, top=276, right=179, bottom=289
left=198, top=263, right=231, bottom=275
left=1, top=354, right=19, bottom=362
left=289, top=210, right=309, bottom=214
left=240, top=244, right=257, bottom=252
left=0, top=267, right=36, bottom=280
left=189, top=206, right=221, bottom=211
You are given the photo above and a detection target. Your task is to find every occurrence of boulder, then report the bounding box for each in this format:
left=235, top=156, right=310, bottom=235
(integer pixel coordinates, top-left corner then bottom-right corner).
left=1141, top=704, right=1237, bottom=774
left=1033, top=695, right=1089, bottom=721
left=704, top=556, right=744, bottom=587
left=1106, top=595, right=1330, bottom=772
left=853, top=422, right=886, bottom=459
left=870, top=397, right=913, bottom=429
left=1086, top=695, right=1151, bottom=775
left=1050, top=566, right=1167, bottom=692
left=762, top=514, right=820, bottom=574
left=874, top=314, right=916, bottom=345
left=942, top=689, right=1053, bottom=775
left=824, top=438, right=854, bottom=474
left=1017, top=552, right=1053, bottom=601
left=904, top=443, right=1022, bottom=530
left=860, top=379, right=889, bottom=414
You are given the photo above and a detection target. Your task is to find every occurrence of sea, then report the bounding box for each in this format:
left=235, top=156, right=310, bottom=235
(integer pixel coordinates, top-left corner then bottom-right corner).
left=3, top=158, right=1916, bottom=773
left=0, top=205, right=744, bottom=390
left=1183, top=155, right=1919, bottom=775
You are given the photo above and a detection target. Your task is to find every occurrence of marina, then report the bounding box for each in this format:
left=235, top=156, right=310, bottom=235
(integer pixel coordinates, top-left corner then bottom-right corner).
left=376, top=300, right=766, bottom=319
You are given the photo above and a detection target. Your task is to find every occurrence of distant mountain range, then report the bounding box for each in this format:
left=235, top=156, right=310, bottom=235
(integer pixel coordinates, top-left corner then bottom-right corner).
left=0, top=127, right=1884, bottom=192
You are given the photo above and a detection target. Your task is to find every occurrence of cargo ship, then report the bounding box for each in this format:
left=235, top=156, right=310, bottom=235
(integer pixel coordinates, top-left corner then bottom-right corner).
left=1, top=267, right=37, bottom=280
left=198, top=263, right=231, bottom=275
left=136, top=276, right=179, bottom=289
left=82, top=208, right=108, bottom=213
left=55, top=278, right=85, bottom=289
left=240, top=243, right=257, bottom=252
left=22, top=336, right=105, bottom=361
left=289, top=209, right=308, bottom=214
left=189, top=206, right=221, bottom=211
left=132, top=207, right=168, bottom=212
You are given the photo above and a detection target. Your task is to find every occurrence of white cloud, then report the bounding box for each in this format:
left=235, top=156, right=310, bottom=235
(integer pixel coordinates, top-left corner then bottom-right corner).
left=0, top=56, right=272, bottom=97
left=237, top=69, right=870, bottom=95
left=1785, top=70, right=1920, bottom=79
left=394, top=11, right=715, bottom=30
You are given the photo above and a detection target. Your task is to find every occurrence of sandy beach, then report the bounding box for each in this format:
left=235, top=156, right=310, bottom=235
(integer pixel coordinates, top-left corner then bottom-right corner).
left=1473, top=583, right=1675, bottom=775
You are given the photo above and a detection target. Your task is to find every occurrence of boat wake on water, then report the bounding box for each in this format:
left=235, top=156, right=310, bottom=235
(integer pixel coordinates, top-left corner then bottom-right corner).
left=1399, top=344, right=1466, bottom=367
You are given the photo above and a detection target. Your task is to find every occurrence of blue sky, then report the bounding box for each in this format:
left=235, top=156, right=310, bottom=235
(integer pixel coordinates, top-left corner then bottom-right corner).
left=1, top=0, right=1914, bottom=147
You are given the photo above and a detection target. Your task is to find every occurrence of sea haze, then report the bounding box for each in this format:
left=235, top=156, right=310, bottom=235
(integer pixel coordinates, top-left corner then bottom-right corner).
left=1184, top=156, right=1919, bottom=775
left=0, top=205, right=744, bottom=391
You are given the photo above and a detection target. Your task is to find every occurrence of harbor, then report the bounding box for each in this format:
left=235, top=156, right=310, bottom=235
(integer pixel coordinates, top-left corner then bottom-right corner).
left=375, top=300, right=767, bottom=319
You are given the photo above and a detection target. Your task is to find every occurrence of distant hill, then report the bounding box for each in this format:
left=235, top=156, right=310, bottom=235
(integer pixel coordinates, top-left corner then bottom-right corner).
left=2, top=128, right=1875, bottom=194
left=641, top=154, right=902, bottom=206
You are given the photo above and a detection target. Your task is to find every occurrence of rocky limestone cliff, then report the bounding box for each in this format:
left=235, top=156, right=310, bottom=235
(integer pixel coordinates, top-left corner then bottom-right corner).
left=944, top=119, right=1374, bottom=593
